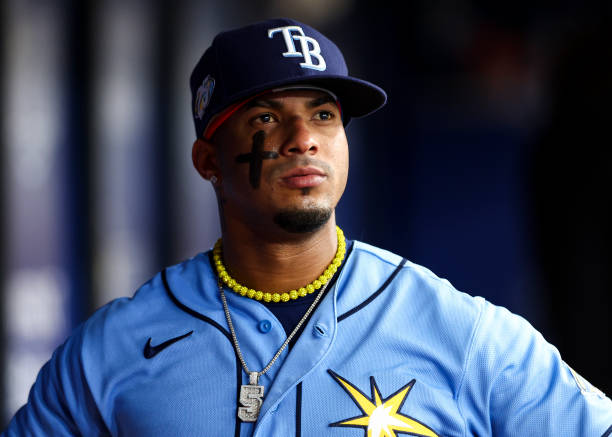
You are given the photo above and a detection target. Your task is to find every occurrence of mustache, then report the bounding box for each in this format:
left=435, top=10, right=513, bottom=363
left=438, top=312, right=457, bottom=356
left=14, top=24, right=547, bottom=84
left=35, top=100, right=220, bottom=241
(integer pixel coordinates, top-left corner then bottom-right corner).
left=266, top=156, right=334, bottom=181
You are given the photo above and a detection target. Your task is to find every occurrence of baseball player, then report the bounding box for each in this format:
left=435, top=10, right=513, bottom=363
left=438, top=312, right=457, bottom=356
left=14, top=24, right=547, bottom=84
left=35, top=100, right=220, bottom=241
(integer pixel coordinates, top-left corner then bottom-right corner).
left=4, top=18, right=612, bottom=437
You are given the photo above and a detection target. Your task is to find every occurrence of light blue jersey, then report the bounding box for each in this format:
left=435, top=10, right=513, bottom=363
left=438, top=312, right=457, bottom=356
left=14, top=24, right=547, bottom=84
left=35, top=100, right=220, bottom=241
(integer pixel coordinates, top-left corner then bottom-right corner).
left=4, top=241, right=612, bottom=436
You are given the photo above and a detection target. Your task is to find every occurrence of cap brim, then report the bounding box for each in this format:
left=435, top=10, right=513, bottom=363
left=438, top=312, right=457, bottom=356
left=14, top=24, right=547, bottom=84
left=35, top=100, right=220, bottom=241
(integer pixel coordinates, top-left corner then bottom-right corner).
left=294, top=75, right=387, bottom=118
left=211, top=74, right=387, bottom=123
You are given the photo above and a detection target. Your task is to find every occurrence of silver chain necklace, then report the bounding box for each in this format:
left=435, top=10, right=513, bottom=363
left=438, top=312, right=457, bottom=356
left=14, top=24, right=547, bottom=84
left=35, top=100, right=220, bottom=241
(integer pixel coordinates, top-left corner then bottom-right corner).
left=218, top=278, right=329, bottom=422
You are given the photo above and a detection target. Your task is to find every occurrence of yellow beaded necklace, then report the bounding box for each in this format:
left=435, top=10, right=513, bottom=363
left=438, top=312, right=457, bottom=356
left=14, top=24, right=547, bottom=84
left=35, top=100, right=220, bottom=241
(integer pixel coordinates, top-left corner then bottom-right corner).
left=213, top=226, right=346, bottom=302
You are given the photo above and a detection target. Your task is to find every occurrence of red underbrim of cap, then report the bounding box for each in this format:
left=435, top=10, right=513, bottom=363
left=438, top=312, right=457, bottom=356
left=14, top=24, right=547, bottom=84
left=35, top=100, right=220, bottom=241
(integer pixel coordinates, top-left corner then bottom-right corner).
left=203, top=88, right=344, bottom=141
left=203, top=91, right=268, bottom=141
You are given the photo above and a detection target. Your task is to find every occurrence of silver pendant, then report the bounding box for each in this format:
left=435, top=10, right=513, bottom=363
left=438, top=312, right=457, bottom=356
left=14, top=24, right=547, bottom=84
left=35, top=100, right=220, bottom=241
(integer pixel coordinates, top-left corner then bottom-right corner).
left=238, top=372, right=264, bottom=422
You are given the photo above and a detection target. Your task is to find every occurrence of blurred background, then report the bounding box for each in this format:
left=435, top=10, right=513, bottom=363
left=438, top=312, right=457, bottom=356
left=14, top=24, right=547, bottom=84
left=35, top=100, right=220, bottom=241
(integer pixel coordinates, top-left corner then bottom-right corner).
left=1, top=0, right=610, bottom=425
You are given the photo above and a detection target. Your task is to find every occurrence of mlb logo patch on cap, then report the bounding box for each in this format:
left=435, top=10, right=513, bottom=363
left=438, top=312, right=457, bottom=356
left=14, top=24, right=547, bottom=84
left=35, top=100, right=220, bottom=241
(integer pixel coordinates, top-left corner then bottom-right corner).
left=194, top=75, right=215, bottom=120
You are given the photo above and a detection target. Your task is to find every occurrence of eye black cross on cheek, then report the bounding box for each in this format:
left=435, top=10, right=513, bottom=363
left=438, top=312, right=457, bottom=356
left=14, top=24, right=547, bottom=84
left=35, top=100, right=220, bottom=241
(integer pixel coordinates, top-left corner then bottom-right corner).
left=235, top=130, right=279, bottom=189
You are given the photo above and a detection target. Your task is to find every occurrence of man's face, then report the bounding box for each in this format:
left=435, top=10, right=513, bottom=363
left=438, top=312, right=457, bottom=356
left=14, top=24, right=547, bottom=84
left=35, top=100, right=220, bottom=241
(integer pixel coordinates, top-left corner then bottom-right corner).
left=209, top=89, right=349, bottom=234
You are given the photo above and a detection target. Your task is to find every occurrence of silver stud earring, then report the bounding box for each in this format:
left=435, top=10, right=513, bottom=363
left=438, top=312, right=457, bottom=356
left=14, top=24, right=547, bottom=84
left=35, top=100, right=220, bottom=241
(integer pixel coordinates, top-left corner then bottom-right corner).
left=210, top=175, right=218, bottom=184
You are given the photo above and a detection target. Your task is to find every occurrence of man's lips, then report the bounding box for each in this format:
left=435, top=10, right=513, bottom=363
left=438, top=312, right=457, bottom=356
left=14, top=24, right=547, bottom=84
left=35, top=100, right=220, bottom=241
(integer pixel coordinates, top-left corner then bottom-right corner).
left=279, top=166, right=327, bottom=189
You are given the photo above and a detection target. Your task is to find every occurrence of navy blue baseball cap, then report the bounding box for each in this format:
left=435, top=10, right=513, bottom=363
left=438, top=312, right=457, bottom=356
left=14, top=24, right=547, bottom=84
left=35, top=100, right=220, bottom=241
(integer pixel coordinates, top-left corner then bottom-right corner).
left=190, top=18, right=387, bottom=139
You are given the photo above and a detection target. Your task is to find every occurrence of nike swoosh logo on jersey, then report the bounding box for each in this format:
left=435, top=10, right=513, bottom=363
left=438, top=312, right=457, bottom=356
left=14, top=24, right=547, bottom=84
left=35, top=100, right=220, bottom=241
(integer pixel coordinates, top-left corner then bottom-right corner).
left=143, top=330, right=194, bottom=359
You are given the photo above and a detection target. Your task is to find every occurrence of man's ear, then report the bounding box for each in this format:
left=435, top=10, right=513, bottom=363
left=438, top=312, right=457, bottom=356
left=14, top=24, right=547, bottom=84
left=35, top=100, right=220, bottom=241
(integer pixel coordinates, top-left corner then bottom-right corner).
left=192, top=138, right=220, bottom=183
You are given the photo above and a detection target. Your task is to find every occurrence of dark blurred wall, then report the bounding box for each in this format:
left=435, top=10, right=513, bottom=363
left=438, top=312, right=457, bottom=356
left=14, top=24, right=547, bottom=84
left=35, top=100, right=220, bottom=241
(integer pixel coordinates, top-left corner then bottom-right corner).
left=530, top=23, right=612, bottom=395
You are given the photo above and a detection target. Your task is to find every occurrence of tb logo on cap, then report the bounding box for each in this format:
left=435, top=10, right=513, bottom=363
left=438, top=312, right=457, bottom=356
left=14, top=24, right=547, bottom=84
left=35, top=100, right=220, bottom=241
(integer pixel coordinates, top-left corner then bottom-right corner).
left=268, top=26, right=327, bottom=71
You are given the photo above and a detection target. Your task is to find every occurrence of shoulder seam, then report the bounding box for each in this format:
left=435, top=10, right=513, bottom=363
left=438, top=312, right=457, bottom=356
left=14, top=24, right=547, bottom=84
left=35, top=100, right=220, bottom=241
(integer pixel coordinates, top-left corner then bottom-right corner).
left=76, top=325, right=113, bottom=435
left=454, top=296, right=486, bottom=437
left=351, top=243, right=404, bottom=268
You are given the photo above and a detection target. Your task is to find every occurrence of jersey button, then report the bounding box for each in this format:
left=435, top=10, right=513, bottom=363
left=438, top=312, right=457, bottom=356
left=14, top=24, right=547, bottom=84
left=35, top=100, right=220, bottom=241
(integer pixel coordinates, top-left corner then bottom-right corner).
left=313, top=323, right=328, bottom=337
left=258, top=320, right=272, bottom=333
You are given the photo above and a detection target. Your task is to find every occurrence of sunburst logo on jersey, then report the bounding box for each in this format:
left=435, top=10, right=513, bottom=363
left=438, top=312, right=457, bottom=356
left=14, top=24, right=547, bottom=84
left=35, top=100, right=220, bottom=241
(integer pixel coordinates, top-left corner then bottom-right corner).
left=328, top=370, right=439, bottom=437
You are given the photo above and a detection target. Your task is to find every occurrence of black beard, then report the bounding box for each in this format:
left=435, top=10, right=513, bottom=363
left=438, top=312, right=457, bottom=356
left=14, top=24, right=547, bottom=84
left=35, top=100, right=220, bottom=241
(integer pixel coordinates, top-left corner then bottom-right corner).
left=273, top=208, right=332, bottom=233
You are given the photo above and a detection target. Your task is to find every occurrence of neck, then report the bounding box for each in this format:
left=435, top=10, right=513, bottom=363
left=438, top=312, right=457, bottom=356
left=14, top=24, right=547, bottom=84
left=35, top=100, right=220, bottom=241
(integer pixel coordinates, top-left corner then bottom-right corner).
left=219, top=215, right=339, bottom=293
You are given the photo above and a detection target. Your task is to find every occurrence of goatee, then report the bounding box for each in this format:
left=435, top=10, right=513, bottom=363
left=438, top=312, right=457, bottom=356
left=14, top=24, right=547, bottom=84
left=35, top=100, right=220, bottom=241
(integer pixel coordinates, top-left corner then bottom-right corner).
left=273, top=208, right=332, bottom=233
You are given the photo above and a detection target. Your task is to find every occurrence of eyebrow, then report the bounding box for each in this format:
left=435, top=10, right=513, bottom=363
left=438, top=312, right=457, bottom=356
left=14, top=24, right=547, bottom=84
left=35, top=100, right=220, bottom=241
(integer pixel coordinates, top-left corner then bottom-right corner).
left=307, top=94, right=336, bottom=108
left=242, top=94, right=337, bottom=112
left=243, top=98, right=283, bottom=111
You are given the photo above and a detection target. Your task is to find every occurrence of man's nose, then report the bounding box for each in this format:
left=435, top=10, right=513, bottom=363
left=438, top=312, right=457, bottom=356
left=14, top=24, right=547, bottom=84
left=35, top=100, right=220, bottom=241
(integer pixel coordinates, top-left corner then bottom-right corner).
left=279, top=118, right=319, bottom=156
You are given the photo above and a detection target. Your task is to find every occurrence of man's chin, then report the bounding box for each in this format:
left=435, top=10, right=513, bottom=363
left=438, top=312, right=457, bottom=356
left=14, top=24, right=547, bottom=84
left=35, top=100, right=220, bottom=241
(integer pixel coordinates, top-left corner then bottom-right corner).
left=273, top=208, right=333, bottom=233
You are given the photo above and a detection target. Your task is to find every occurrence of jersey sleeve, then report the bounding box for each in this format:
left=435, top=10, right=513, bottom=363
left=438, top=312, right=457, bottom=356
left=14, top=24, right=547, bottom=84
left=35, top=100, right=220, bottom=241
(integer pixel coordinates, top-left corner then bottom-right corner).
left=458, top=299, right=612, bottom=436
left=2, top=324, right=109, bottom=436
